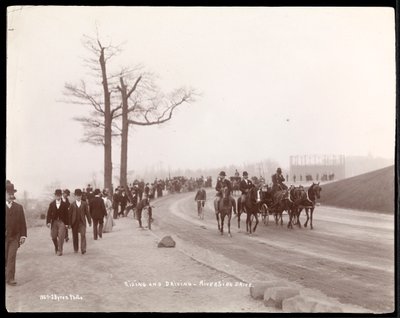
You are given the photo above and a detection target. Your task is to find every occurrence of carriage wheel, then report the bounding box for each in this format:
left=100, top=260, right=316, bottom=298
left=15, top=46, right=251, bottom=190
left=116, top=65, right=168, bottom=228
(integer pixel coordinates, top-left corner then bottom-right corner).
left=261, top=204, right=269, bottom=225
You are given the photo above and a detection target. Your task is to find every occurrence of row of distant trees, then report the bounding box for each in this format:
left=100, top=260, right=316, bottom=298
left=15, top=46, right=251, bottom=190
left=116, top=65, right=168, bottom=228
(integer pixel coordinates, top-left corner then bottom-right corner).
left=62, top=32, right=196, bottom=191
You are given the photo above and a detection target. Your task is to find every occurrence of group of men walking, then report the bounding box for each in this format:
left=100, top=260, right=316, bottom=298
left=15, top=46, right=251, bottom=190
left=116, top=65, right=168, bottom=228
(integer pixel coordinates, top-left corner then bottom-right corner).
left=46, top=188, right=110, bottom=256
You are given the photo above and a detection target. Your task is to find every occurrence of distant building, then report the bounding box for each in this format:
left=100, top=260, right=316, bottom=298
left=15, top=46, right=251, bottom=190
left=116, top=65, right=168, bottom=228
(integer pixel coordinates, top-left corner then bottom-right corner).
left=289, top=154, right=345, bottom=182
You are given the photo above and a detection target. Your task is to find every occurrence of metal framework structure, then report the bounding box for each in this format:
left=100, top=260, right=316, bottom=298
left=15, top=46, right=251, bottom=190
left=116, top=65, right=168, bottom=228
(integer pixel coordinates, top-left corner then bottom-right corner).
left=289, top=154, right=345, bottom=182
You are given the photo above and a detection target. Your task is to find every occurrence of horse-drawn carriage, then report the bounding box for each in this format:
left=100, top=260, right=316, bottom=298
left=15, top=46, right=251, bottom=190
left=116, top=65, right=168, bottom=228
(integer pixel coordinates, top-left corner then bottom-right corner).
left=256, top=184, right=274, bottom=225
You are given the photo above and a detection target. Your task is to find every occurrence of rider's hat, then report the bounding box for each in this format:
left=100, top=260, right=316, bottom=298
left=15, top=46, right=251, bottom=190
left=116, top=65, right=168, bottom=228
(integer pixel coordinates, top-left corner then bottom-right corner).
left=219, top=171, right=226, bottom=177
left=277, top=167, right=282, bottom=173
left=243, top=171, right=248, bottom=176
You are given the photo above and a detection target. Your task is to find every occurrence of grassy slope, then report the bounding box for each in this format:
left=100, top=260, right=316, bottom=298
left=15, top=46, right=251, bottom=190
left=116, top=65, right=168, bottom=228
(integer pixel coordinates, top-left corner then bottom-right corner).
left=319, top=165, right=395, bottom=213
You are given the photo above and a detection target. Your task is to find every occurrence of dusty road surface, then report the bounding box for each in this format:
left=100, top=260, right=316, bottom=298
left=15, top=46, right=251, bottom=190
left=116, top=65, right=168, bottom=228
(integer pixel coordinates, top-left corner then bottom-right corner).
left=6, top=197, right=272, bottom=313
left=6, top=190, right=394, bottom=313
left=152, top=190, right=394, bottom=313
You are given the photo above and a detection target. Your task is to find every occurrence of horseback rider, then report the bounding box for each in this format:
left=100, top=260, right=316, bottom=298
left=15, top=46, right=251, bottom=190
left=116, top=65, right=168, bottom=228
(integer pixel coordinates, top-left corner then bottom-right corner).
left=215, top=171, right=232, bottom=211
left=239, top=171, right=253, bottom=207
left=215, top=171, right=232, bottom=196
left=272, top=168, right=288, bottom=192
left=271, top=168, right=288, bottom=206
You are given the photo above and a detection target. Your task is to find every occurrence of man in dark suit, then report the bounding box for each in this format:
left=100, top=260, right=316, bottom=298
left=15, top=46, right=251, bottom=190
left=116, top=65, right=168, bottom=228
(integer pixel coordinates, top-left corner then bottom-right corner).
left=272, top=167, right=288, bottom=192
left=138, top=180, right=145, bottom=201
left=89, top=189, right=107, bottom=240
left=119, top=190, right=128, bottom=218
left=62, top=189, right=71, bottom=243
left=46, top=189, right=69, bottom=256
left=6, top=181, right=27, bottom=286
left=112, top=187, right=120, bottom=219
left=136, top=195, right=152, bottom=228
left=69, top=189, right=91, bottom=254
left=194, top=185, right=206, bottom=215
left=215, top=171, right=232, bottom=196
left=239, top=171, right=253, bottom=211
left=215, top=171, right=232, bottom=213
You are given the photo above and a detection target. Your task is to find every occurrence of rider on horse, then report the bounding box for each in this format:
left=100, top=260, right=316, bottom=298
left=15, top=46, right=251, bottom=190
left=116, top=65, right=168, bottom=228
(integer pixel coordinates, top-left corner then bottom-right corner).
left=215, top=171, right=232, bottom=196
left=272, top=168, right=288, bottom=192
left=215, top=171, right=232, bottom=211
left=239, top=171, right=253, bottom=208
left=271, top=168, right=288, bottom=206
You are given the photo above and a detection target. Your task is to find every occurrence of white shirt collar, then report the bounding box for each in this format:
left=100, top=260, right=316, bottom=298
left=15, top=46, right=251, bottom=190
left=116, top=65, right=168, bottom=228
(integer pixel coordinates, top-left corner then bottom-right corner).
left=6, top=201, right=12, bottom=209
left=76, top=200, right=81, bottom=207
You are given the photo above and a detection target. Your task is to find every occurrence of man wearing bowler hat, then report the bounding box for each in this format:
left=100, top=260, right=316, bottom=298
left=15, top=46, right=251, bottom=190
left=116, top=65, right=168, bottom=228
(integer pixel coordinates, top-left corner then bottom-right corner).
left=239, top=171, right=253, bottom=211
left=214, top=171, right=232, bottom=213
left=6, top=180, right=27, bottom=286
left=89, top=189, right=107, bottom=240
left=69, top=189, right=91, bottom=254
left=46, top=189, right=69, bottom=256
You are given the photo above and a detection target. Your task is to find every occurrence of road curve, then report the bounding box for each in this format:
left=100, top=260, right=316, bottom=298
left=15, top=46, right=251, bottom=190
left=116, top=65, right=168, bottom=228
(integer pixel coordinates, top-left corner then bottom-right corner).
left=151, top=190, right=394, bottom=313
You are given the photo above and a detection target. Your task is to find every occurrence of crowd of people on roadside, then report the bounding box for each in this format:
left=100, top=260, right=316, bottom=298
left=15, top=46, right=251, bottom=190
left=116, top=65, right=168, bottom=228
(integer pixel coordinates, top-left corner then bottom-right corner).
left=6, top=169, right=289, bottom=286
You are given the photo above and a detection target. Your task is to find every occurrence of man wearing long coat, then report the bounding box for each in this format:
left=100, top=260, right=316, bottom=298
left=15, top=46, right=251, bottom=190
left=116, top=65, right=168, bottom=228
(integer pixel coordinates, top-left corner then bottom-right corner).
left=6, top=181, right=27, bottom=286
left=69, top=189, right=91, bottom=254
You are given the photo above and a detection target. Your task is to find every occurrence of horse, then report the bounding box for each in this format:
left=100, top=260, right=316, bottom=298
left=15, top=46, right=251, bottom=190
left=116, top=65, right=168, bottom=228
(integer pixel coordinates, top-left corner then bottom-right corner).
left=237, top=186, right=259, bottom=234
left=287, top=186, right=308, bottom=229
left=269, top=188, right=290, bottom=226
left=297, top=182, right=322, bottom=229
left=214, top=186, right=236, bottom=237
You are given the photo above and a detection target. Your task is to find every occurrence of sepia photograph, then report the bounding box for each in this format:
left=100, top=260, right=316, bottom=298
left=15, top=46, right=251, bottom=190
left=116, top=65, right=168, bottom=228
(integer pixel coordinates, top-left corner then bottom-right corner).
left=6, top=6, right=396, bottom=313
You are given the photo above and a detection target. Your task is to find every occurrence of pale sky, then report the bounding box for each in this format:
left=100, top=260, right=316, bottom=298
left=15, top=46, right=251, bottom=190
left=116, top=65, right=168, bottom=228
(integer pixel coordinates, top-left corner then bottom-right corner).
left=7, top=6, right=396, bottom=197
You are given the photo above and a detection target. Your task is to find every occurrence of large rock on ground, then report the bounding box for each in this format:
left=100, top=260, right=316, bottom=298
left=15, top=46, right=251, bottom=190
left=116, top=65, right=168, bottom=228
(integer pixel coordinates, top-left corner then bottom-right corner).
left=282, top=295, right=319, bottom=312
left=263, top=287, right=300, bottom=309
left=312, top=302, right=343, bottom=313
left=250, top=280, right=289, bottom=300
left=157, top=236, right=176, bottom=248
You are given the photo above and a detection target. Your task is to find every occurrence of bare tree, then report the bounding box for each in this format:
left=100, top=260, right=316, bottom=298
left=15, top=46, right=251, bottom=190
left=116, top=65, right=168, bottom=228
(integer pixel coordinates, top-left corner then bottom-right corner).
left=116, top=73, right=196, bottom=187
left=63, top=35, right=123, bottom=191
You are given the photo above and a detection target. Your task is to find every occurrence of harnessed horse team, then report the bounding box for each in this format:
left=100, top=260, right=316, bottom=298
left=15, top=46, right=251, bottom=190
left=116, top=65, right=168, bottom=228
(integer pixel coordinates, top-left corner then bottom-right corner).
left=213, top=169, right=322, bottom=236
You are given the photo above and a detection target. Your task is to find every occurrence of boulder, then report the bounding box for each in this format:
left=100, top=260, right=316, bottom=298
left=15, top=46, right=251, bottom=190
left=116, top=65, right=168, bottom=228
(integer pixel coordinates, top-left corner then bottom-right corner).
left=263, top=287, right=300, bottom=309
left=282, top=295, right=319, bottom=312
left=250, top=280, right=288, bottom=300
left=157, top=236, right=176, bottom=248
left=312, top=302, right=343, bottom=313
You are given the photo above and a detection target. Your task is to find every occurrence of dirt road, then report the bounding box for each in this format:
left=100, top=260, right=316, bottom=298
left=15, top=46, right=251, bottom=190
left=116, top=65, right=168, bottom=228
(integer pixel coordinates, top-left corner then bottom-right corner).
left=152, top=190, right=394, bottom=313
left=6, top=190, right=394, bottom=313
left=5, top=196, right=271, bottom=313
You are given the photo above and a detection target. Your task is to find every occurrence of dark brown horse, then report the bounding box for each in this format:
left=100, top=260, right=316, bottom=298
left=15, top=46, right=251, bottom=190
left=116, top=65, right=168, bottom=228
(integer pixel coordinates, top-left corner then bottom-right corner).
left=287, top=186, right=308, bottom=229
left=270, top=188, right=290, bottom=226
left=237, top=186, right=259, bottom=234
left=214, top=187, right=236, bottom=237
left=297, top=182, right=322, bottom=229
